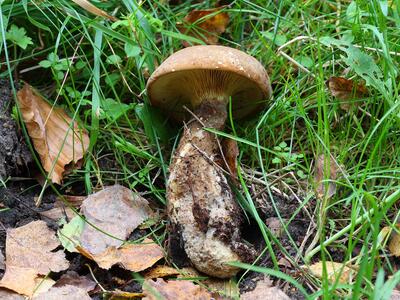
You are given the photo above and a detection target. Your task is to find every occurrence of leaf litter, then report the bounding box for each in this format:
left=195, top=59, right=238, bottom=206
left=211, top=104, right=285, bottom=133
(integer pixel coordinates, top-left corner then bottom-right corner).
left=16, top=83, right=89, bottom=184
left=58, top=185, right=164, bottom=272
left=0, top=220, right=69, bottom=296
left=178, top=7, right=229, bottom=46
left=327, top=76, right=368, bottom=110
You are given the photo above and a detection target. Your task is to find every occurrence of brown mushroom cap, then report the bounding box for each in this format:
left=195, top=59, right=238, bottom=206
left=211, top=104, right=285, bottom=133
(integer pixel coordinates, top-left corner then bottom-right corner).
left=146, top=45, right=272, bottom=121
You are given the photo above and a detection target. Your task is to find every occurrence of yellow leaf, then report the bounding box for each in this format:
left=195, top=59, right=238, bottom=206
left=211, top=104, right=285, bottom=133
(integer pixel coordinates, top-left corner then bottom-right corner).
left=308, top=261, right=357, bottom=284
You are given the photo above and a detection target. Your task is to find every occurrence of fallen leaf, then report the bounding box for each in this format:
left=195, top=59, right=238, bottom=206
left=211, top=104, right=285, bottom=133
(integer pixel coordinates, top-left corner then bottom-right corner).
left=57, top=195, right=86, bottom=207
left=58, top=215, right=85, bottom=252
left=307, top=261, right=357, bottom=284
left=389, top=226, right=400, bottom=256
left=240, top=277, right=290, bottom=300
left=87, top=239, right=164, bottom=272
left=0, top=221, right=68, bottom=296
left=314, top=154, right=338, bottom=200
left=378, top=226, right=391, bottom=246
left=144, top=265, right=180, bottom=279
left=72, top=0, right=117, bottom=21
left=327, top=77, right=368, bottom=110
left=178, top=8, right=229, bottom=46
left=40, top=206, right=76, bottom=221
left=177, top=267, right=238, bottom=298
left=107, top=290, right=145, bottom=299
left=0, top=288, right=25, bottom=300
left=79, top=185, right=152, bottom=255
left=17, top=84, right=90, bottom=184
left=3, top=220, right=69, bottom=274
left=143, top=278, right=212, bottom=300
left=265, top=217, right=284, bottom=238
left=0, top=266, right=55, bottom=297
left=54, top=271, right=96, bottom=292
left=222, top=138, right=239, bottom=181
left=32, top=284, right=91, bottom=300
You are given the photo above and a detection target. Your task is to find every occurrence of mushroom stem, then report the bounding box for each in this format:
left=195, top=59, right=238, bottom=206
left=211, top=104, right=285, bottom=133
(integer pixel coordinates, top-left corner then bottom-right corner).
left=167, top=100, right=254, bottom=278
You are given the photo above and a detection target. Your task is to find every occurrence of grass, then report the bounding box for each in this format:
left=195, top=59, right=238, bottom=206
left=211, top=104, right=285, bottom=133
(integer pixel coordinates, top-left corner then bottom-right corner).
left=1, top=0, right=400, bottom=298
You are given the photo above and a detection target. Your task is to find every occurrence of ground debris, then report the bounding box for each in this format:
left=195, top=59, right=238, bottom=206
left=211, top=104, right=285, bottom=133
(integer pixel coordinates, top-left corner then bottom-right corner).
left=16, top=83, right=89, bottom=184
left=143, top=278, right=212, bottom=300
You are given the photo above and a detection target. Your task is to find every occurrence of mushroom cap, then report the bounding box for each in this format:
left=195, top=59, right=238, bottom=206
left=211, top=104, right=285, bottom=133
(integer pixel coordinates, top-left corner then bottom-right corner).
left=146, top=45, right=272, bottom=121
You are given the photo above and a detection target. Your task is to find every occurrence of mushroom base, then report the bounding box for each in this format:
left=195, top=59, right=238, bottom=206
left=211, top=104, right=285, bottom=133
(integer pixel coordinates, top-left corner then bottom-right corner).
left=167, top=100, right=255, bottom=278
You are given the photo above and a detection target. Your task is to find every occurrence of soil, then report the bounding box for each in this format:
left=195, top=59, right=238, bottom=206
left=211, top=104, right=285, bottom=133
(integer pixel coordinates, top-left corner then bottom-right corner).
left=0, top=79, right=32, bottom=180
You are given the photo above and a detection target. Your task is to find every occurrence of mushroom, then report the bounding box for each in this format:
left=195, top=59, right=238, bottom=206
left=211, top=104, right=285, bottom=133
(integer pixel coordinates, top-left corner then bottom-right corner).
left=146, top=45, right=272, bottom=278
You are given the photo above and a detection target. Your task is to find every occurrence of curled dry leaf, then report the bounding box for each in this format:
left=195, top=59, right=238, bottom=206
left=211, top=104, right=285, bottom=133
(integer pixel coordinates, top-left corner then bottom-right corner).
left=79, top=185, right=152, bottom=255
left=222, top=138, right=239, bottom=182
left=32, top=284, right=91, bottom=300
left=314, top=154, right=338, bottom=200
left=17, top=84, right=89, bottom=184
left=83, top=239, right=164, bottom=272
left=240, top=277, right=290, bottom=300
left=178, top=8, right=229, bottom=47
left=143, top=278, right=212, bottom=300
left=0, top=220, right=68, bottom=296
left=327, top=77, right=368, bottom=111
left=307, top=261, right=357, bottom=284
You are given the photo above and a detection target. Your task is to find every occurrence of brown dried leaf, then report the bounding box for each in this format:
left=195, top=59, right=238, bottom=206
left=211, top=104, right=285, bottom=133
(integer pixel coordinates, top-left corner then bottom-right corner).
left=240, top=277, right=290, bottom=300
left=32, top=284, right=91, bottom=300
left=222, top=138, right=239, bottom=181
left=17, top=84, right=89, bottom=184
left=40, top=206, right=76, bottom=221
left=80, top=185, right=152, bottom=255
left=144, top=265, right=180, bottom=279
left=54, top=271, right=96, bottom=292
left=107, top=290, right=145, bottom=299
left=89, top=239, right=164, bottom=272
left=57, top=195, right=86, bottom=208
left=178, top=8, right=229, bottom=46
left=389, top=226, right=400, bottom=256
left=177, top=267, right=238, bottom=298
left=314, top=154, right=338, bottom=200
left=143, top=278, right=212, bottom=300
left=308, top=261, right=357, bottom=284
left=327, top=77, right=368, bottom=111
left=4, top=220, right=69, bottom=274
left=72, top=0, right=117, bottom=21
left=0, top=266, right=55, bottom=297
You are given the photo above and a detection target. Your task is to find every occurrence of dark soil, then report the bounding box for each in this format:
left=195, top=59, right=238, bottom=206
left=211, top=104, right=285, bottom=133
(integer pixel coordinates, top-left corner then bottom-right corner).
left=0, top=79, right=32, bottom=181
